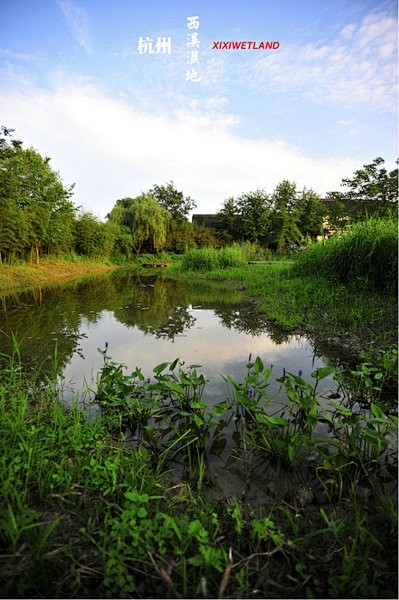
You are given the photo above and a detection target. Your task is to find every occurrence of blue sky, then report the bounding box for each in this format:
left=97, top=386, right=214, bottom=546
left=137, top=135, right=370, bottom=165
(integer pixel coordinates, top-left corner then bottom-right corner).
left=0, top=0, right=397, bottom=218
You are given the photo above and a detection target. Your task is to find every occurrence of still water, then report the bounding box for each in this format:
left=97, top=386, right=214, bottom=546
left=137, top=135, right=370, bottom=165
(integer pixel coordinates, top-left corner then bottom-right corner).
left=0, top=270, right=347, bottom=502
left=0, top=270, right=338, bottom=408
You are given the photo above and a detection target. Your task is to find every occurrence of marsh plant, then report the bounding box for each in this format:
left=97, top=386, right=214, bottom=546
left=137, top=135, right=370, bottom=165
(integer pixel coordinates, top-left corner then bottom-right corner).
left=180, top=246, right=247, bottom=271
left=294, top=213, right=398, bottom=293
left=95, top=348, right=397, bottom=479
left=0, top=342, right=397, bottom=599
left=95, top=349, right=226, bottom=467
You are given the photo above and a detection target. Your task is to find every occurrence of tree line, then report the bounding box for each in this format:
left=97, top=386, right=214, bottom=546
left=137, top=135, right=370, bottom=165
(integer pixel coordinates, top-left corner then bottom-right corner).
left=0, top=126, right=397, bottom=263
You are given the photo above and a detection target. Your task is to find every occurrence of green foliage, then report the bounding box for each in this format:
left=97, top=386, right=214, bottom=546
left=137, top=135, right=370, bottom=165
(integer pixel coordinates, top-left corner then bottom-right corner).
left=107, top=194, right=170, bottom=254
left=73, top=212, right=117, bottom=258
left=0, top=341, right=397, bottom=599
left=270, top=180, right=303, bottom=250
left=216, top=196, right=240, bottom=240
left=294, top=214, right=398, bottom=292
left=0, top=126, right=76, bottom=263
left=339, top=346, right=398, bottom=404
left=295, top=188, right=325, bottom=238
left=105, top=183, right=202, bottom=256
left=235, top=241, right=274, bottom=261
left=329, top=157, right=398, bottom=222
left=149, top=181, right=196, bottom=221
left=1, top=124, right=395, bottom=270
left=102, top=492, right=227, bottom=597
left=237, top=188, right=273, bottom=244
left=180, top=246, right=247, bottom=271
left=95, top=345, right=397, bottom=473
left=164, top=219, right=197, bottom=253
left=324, top=158, right=398, bottom=229
left=215, top=182, right=325, bottom=250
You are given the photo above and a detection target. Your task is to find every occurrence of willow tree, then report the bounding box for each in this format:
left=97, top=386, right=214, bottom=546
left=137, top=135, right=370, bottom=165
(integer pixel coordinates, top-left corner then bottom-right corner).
left=107, top=193, right=170, bottom=254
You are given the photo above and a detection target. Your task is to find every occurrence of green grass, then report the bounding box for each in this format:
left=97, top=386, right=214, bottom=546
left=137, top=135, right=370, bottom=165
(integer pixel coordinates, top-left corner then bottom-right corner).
left=0, top=226, right=397, bottom=598
left=165, top=260, right=397, bottom=358
left=294, top=214, right=398, bottom=293
left=181, top=246, right=248, bottom=271
left=167, top=215, right=397, bottom=349
left=0, top=342, right=397, bottom=599
left=0, top=257, right=116, bottom=292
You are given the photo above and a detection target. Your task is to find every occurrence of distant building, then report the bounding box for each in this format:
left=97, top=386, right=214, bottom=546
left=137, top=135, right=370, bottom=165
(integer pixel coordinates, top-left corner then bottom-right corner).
left=192, top=214, right=220, bottom=228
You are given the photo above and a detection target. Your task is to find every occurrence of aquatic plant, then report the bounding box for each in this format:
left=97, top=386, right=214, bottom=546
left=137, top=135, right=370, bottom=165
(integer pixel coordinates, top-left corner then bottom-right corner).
left=0, top=343, right=397, bottom=599
left=95, top=348, right=397, bottom=476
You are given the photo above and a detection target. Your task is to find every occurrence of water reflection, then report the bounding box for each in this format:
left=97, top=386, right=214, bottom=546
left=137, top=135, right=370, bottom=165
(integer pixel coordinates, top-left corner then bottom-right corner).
left=0, top=271, right=337, bottom=409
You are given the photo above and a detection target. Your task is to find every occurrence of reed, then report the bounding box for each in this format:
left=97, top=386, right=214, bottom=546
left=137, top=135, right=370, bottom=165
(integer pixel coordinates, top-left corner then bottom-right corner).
left=294, top=215, right=398, bottom=292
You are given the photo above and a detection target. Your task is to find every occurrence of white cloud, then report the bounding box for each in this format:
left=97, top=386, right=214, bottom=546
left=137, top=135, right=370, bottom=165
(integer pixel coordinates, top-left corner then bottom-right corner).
left=341, top=24, right=356, bottom=39
left=0, top=77, right=361, bottom=219
left=56, top=0, right=92, bottom=54
left=244, top=12, right=397, bottom=111
left=0, top=49, right=38, bottom=62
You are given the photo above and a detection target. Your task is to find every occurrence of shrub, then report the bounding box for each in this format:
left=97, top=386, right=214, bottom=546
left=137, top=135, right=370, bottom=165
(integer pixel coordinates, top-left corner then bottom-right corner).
left=181, top=246, right=247, bottom=271
left=217, top=246, right=247, bottom=268
left=232, top=241, right=274, bottom=262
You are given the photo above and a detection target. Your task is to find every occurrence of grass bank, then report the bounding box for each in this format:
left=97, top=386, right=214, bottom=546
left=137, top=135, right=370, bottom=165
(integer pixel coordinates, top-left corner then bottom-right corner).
left=165, top=259, right=397, bottom=359
left=0, top=252, right=182, bottom=293
left=0, top=257, right=117, bottom=292
left=294, top=214, right=398, bottom=294
left=169, top=218, right=398, bottom=354
left=0, top=344, right=397, bottom=599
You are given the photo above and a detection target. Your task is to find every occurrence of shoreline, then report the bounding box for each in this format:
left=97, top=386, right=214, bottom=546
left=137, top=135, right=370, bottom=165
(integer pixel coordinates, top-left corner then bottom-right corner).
left=0, top=258, right=119, bottom=293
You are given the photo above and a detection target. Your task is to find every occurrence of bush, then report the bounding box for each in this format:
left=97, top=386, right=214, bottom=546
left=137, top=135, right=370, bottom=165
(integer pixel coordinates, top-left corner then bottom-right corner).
left=181, top=246, right=247, bottom=271
left=294, top=215, right=398, bottom=292
left=233, top=241, right=274, bottom=262
left=217, top=246, right=247, bottom=268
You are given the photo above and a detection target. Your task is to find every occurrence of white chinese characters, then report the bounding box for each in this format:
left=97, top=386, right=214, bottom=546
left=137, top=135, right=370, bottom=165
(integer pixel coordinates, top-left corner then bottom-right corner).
left=137, top=36, right=172, bottom=55
left=186, top=15, right=201, bottom=82
left=136, top=17, right=202, bottom=82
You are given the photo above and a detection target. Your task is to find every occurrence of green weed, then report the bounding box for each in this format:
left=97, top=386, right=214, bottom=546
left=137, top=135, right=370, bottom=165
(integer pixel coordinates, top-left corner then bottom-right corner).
left=0, top=343, right=397, bottom=599
left=181, top=246, right=247, bottom=271
left=294, top=214, right=398, bottom=292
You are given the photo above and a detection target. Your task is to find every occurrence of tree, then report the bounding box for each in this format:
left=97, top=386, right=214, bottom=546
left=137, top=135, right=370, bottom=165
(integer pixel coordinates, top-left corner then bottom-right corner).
left=164, top=220, right=197, bottom=253
left=0, top=126, right=76, bottom=262
left=107, top=194, right=170, bottom=254
left=149, top=181, right=196, bottom=221
left=147, top=182, right=197, bottom=252
left=217, top=197, right=241, bottom=242
left=236, top=189, right=272, bottom=244
left=0, top=206, right=30, bottom=263
left=73, top=212, right=117, bottom=258
left=294, top=188, right=324, bottom=241
left=331, top=157, right=398, bottom=222
left=270, top=180, right=302, bottom=251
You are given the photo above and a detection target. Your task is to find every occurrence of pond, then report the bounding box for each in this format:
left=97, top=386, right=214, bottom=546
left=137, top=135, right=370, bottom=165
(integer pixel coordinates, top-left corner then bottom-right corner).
left=1, top=270, right=356, bottom=503
left=0, top=270, right=339, bottom=405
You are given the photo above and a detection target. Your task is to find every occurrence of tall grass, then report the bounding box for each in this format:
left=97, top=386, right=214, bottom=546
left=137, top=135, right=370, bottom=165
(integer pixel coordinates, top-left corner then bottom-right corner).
left=294, top=215, right=398, bottom=292
left=181, top=246, right=247, bottom=271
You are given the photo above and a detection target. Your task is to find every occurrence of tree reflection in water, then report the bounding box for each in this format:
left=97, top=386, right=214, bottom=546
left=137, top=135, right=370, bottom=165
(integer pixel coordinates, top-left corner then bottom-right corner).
left=0, top=271, right=332, bottom=393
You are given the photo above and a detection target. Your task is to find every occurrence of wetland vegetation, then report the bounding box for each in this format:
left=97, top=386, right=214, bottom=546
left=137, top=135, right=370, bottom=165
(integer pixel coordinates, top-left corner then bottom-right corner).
left=0, top=332, right=397, bottom=599
left=1, top=218, right=397, bottom=598
left=0, top=127, right=397, bottom=597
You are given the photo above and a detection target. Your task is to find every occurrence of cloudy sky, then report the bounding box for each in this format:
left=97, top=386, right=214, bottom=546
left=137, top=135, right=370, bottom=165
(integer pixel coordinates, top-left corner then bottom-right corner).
left=0, top=0, right=397, bottom=219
